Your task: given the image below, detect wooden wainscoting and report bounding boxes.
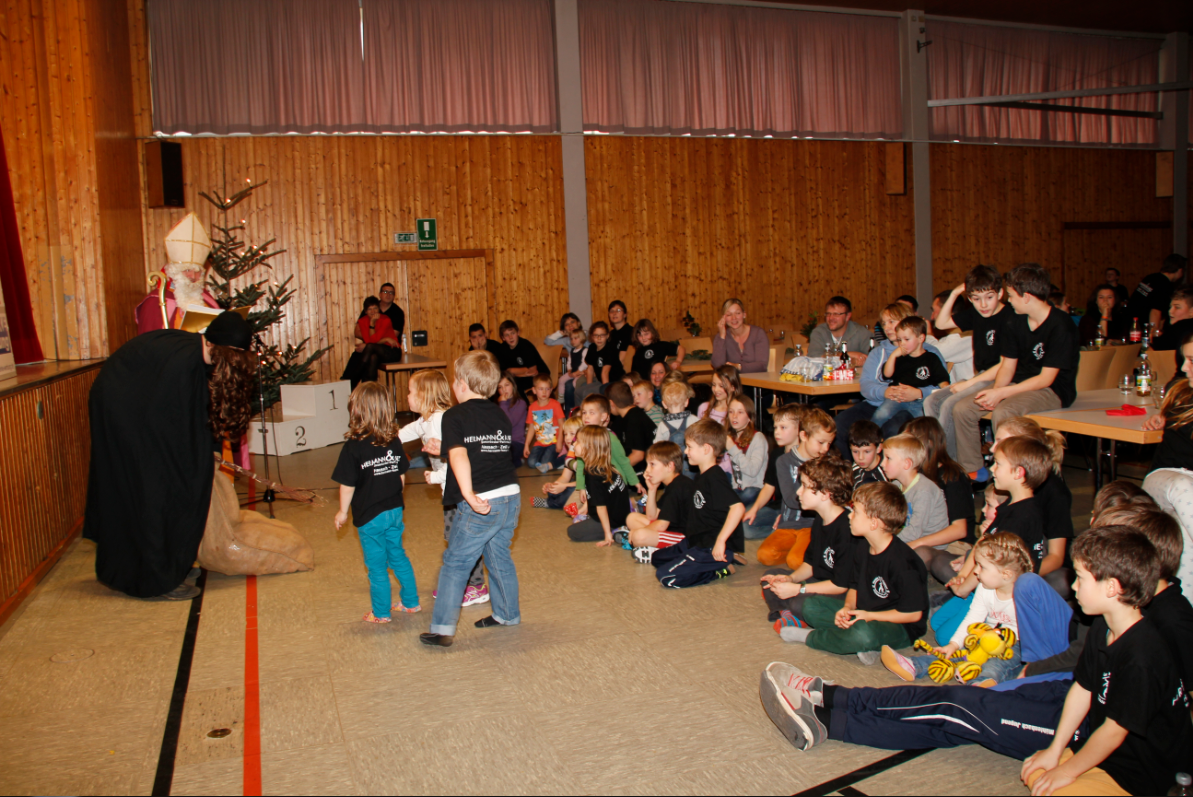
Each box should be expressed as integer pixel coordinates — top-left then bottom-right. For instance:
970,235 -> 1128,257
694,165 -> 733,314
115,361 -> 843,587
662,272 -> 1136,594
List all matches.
0,365 -> 100,626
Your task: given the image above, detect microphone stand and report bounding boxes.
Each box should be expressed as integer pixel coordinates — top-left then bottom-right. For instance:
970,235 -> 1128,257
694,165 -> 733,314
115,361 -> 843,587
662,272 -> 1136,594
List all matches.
252,332 -> 277,518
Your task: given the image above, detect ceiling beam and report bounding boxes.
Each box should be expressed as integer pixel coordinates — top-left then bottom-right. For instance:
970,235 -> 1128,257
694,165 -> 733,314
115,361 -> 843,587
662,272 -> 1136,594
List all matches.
981,101 -> 1163,120
930,81 -> 1193,108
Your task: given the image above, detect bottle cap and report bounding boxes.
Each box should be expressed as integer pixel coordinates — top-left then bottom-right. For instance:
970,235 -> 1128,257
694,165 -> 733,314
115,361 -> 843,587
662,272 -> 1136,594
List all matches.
1178,773 -> 1191,787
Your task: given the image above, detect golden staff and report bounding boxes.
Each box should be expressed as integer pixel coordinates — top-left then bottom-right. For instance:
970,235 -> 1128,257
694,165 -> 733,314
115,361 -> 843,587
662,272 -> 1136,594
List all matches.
147,270 -> 169,328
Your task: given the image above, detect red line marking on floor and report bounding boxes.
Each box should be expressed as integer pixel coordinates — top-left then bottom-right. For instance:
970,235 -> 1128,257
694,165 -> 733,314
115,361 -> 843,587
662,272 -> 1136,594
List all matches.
244,575 -> 262,796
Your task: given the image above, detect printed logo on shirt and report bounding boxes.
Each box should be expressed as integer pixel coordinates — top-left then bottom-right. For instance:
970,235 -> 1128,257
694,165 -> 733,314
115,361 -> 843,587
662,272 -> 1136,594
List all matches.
516,357 -> 525,365
871,576 -> 890,599
915,366 -> 930,381
693,490 -> 706,509
644,349 -> 654,360
986,330 -> 996,346
1032,343 -> 1045,360
1173,682 -> 1188,708
1098,671 -> 1110,705
789,465 -> 800,483
360,449 -> 404,476
823,547 -> 835,569
462,431 -> 512,454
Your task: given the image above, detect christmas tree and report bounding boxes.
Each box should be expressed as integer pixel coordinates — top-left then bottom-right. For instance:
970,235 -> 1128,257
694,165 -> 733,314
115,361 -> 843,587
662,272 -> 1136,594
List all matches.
199,179 -> 329,408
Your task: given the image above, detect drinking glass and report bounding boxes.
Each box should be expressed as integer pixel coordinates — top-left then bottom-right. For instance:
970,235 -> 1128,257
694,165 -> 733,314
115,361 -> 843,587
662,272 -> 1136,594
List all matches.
1153,384 -> 1167,410
1119,375 -> 1131,394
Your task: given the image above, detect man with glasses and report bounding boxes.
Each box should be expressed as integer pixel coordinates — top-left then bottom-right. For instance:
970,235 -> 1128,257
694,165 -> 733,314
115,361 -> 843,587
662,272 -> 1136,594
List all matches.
808,296 -> 869,367
377,283 -> 406,348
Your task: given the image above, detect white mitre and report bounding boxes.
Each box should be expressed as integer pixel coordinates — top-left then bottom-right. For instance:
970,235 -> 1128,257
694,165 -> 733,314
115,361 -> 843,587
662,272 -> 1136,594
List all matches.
163,213 -> 213,308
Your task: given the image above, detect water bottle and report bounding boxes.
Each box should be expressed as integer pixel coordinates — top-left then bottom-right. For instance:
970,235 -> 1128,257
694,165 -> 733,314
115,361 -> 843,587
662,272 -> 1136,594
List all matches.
1168,772 -> 1192,796
402,333 -> 409,351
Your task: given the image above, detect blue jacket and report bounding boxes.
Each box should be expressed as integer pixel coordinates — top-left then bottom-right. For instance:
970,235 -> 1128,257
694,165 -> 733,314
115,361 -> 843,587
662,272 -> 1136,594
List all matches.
1013,572 -> 1073,664
859,340 -> 947,406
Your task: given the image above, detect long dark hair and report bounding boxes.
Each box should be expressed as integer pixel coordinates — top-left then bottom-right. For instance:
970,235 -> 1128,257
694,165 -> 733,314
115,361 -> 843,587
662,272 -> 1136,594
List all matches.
207,343 -> 258,440
903,416 -> 966,485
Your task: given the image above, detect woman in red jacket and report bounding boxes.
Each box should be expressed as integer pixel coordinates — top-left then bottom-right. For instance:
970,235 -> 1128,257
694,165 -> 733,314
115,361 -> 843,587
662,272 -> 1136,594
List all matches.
348,296 -> 401,387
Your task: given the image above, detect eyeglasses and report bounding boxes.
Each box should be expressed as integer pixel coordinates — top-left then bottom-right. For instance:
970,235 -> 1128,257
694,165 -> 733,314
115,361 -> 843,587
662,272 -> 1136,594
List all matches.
380,289 -> 395,295
824,311 -> 848,318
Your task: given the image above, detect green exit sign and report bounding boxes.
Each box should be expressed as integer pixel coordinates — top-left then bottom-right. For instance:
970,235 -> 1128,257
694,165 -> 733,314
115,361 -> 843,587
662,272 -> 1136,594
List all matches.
417,218 -> 437,251
394,232 -> 415,244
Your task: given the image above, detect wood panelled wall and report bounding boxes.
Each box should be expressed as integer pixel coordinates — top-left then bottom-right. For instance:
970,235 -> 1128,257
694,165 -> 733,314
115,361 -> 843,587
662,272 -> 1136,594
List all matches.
930,144 -> 1175,305
138,137 -> 568,381
0,367 -> 98,624
0,0 -> 144,360
584,137 -> 916,334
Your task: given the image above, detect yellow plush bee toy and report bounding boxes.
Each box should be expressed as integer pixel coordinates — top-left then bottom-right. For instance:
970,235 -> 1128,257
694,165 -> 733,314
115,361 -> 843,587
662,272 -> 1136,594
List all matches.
913,623 -> 1018,684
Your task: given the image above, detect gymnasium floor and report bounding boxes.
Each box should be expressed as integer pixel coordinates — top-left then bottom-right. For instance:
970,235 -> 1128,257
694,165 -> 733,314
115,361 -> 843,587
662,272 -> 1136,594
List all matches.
0,443 -> 1102,796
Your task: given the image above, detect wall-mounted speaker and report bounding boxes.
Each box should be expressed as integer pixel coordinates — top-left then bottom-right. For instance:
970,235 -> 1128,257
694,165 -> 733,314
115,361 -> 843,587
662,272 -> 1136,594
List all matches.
145,140 -> 184,208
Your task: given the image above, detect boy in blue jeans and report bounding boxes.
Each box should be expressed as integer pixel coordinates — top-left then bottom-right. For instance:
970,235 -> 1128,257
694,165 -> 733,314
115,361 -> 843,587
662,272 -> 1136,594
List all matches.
871,316 -> 951,430
421,351 -> 522,647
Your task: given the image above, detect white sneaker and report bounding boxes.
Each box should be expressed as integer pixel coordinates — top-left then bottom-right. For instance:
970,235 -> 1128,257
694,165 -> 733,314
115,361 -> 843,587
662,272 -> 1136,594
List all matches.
856,650 -> 881,666
760,662 -> 829,751
632,546 -> 658,564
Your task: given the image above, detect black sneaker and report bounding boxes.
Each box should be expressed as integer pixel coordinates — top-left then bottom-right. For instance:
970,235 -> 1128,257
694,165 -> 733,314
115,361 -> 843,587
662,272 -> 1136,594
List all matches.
474,616 -> 503,629
160,584 -> 201,600
418,633 -> 454,647
612,529 -> 629,547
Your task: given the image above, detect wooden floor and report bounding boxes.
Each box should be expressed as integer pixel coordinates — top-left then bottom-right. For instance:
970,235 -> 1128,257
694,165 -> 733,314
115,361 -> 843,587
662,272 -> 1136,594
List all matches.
0,443 -> 1104,796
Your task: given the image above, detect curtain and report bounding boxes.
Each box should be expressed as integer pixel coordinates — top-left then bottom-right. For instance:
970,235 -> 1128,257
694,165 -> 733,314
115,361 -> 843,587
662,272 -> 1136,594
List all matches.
579,0 -> 902,139
0,121 -> 44,364
149,0 -> 367,135
927,22 -> 1163,146
361,0 -> 558,133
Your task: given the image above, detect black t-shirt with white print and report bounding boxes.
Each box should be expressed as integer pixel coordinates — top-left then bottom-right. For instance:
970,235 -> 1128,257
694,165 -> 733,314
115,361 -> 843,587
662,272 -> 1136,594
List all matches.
985,496 -> 1047,568
332,437 -> 409,527
686,465 -> 744,551
611,407 -> 656,472
440,398 -> 519,506
585,468 -> 631,530
656,474 -> 697,534
806,509 -> 858,589
495,338 -> 548,395
952,302 -> 1014,374
849,536 -> 929,642
1072,616 -> 1193,797
585,343 -> 625,383
631,341 -> 679,379
607,324 -> 634,354
890,350 -> 951,390
1000,306 -> 1079,407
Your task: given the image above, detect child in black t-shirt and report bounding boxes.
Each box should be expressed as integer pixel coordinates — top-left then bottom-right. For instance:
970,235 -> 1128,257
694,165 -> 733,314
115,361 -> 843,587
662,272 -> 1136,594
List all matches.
576,321 -> 626,403
626,442 -> 696,559
494,319 -> 548,397
1023,526 -> 1193,797
606,381 -> 655,474
651,419 -> 745,587
420,351 -> 522,648
333,382 -> 416,625
629,319 -> 685,378
760,456 -> 858,630
784,481 -> 928,664
567,426 -> 632,545
872,315 -> 950,431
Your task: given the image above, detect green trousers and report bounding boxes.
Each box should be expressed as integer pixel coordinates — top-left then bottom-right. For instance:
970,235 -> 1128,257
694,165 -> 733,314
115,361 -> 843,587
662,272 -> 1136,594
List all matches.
802,595 -> 912,655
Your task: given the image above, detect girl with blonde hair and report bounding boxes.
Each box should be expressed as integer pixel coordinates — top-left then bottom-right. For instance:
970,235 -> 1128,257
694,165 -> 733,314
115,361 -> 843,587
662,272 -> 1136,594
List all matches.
566,426 -> 632,546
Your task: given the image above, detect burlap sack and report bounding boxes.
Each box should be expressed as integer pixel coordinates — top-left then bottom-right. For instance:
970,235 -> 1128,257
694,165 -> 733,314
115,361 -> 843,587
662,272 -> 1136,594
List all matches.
197,464 -> 315,575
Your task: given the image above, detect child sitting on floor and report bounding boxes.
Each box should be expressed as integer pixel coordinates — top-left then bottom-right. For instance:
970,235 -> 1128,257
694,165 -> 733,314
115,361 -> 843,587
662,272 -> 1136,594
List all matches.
572,394 -> 641,498
978,483 -> 1008,535
879,434 -> 948,548
567,426 -> 632,546
523,373 -> 566,474
779,481 -> 928,665
698,365 -> 741,425
495,370 -> 528,467
882,532 -> 1034,687
626,441 -> 696,562
725,395 -> 768,508
760,456 -> 856,630
756,407 -> 834,569
535,414 -> 585,511
632,379 -> 664,426
653,381 -> 699,477
848,420 -> 887,488
651,419 -> 746,586
332,382 -> 418,624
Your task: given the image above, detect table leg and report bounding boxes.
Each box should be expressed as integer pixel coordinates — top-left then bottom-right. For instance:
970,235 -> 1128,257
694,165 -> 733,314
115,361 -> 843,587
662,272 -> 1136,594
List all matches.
1094,438 -> 1103,492
1108,440 -> 1117,483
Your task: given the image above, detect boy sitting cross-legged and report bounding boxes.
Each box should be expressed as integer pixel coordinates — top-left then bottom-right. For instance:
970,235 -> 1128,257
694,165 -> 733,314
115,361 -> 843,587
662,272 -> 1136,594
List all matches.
651,419 -> 746,588
848,420 -> 888,489
756,407 -> 835,568
1023,525 -> 1193,796
760,456 -> 859,632
879,434 -> 948,548
626,441 -> 696,563
780,481 -> 929,665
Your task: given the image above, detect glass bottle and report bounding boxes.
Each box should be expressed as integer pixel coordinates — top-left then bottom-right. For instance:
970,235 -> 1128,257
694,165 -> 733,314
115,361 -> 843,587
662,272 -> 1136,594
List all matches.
1129,317 -> 1142,343
1169,773 -> 1193,797
1134,347 -> 1153,397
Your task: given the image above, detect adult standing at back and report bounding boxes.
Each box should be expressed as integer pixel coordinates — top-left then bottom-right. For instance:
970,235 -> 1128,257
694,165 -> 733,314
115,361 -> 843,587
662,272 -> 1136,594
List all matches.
1127,253 -> 1186,335
1103,267 -> 1129,307
712,298 -> 769,373
808,296 -> 869,367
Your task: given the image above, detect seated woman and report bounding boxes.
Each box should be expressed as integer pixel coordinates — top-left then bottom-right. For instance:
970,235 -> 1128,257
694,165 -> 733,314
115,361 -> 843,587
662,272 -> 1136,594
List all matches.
343,296 -> 401,388
1076,284 -> 1128,345
712,298 -> 769,374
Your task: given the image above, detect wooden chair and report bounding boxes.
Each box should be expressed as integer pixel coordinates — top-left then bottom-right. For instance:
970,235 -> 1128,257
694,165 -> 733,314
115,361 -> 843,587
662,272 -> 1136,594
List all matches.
1102,343 -> 1141,390
620,345 -> 635,376
679,336 -> 713,354
533,340 -> 563,388
1150,349 -> 1178,388
659,327 -> 688,342
766,344 -> 786,372
1075,348 -> 1116,393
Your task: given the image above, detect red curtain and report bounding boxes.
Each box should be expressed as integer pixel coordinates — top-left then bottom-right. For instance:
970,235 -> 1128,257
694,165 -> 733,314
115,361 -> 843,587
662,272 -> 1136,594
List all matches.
0,122 -> 43,364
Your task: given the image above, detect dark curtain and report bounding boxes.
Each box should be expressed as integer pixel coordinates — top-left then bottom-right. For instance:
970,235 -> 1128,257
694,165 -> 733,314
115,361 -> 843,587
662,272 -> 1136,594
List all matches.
0,121 -> 43,364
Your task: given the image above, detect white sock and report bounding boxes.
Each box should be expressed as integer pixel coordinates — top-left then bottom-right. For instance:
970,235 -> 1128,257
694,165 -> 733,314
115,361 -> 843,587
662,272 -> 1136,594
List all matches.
780,626 -> 812,644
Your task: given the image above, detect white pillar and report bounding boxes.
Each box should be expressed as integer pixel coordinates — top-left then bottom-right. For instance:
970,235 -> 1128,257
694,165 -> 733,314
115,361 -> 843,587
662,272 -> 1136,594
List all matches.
554,0 -> 593,327
901,10 -> 933,309
1160,32 -> 1189,257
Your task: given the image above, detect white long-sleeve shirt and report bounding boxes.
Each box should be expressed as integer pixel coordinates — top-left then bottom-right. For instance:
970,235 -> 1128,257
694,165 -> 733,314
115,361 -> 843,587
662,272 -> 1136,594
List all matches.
398,410 -> 447,492
949,584 -> 1018,647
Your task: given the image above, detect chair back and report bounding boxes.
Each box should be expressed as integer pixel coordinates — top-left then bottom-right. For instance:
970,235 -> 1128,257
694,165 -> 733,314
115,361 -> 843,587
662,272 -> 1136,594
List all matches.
1150,348 -> 1179,388
1075,348 -> 1116,393
620,345 -> 635,375
766,344 -> 786,372
659,327 -> 688,342
532,340 -> 562,389
1102,343 -> 1142,390
679,336 -> 713,355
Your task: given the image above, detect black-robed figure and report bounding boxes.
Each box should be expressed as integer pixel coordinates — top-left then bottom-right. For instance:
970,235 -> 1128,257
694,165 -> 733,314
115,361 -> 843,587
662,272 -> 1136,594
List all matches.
83,313 -> 257,600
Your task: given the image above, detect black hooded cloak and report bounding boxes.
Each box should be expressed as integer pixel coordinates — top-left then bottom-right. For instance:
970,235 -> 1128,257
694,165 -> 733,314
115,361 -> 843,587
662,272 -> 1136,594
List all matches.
83,330 -> 217,597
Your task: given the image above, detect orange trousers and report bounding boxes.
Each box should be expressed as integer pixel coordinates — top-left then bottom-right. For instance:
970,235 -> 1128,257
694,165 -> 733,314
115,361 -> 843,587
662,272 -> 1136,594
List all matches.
757,527 -> 813,569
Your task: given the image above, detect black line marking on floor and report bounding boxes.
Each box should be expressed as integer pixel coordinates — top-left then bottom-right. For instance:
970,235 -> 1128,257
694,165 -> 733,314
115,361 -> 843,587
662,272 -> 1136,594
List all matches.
837,787 -> 868,797
793,748 -> 930,797
152,568 -> 208,797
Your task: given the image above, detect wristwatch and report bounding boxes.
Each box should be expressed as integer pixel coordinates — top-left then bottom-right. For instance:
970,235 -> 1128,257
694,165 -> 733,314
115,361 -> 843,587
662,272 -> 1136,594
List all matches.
799,584 -> 807,595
